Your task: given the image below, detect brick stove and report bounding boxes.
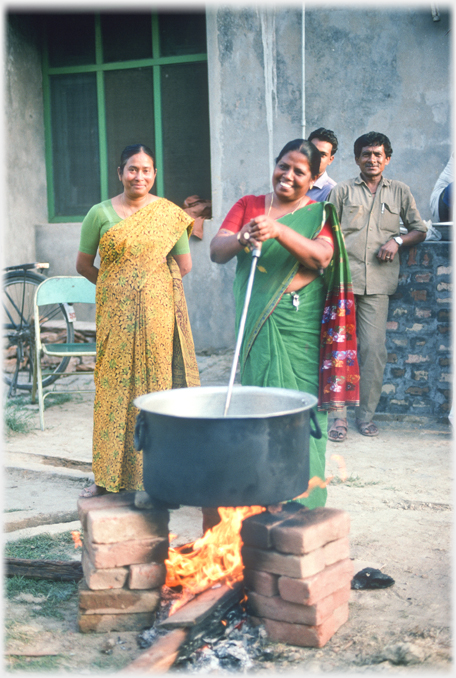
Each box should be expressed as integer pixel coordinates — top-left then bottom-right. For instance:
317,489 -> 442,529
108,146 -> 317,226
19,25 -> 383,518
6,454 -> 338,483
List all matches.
77,493 -> 352,648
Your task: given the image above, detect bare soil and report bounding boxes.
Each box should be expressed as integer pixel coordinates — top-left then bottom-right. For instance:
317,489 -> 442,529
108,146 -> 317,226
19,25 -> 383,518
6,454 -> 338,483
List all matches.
3,352 -> 453,674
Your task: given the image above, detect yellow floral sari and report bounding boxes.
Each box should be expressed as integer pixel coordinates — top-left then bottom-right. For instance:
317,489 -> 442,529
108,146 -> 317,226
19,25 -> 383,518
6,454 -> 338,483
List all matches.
92,199 -> 200,492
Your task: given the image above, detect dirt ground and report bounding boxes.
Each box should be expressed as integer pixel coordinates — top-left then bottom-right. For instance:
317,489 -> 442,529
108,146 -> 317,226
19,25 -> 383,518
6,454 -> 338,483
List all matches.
3,351 -> 453,674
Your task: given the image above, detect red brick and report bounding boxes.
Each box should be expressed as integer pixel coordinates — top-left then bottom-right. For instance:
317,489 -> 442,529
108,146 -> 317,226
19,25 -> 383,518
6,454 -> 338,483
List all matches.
241,545 -> 326,579
323,537 -> 350,566
81,548 -> 128,590
261,602 -> 349,648
86,536 -> 168,569
77,492 -> 136,532
79,581 -> 160,615
247,585 -> 350,626
243,569 -> 279,597
128,563 -> 167,590
78,610 -> 156,633
278,558 -> 354,605
87,506 -> 169,544
241,504 -> 303,549
270,508 -> 350,556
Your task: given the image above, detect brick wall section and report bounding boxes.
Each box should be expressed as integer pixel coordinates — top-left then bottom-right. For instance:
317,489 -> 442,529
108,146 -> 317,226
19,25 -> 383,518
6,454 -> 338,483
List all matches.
380,242 -> 452,419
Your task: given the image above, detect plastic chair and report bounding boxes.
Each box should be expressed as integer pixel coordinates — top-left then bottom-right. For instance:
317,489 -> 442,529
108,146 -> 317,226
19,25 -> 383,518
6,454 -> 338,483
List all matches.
33,276 -> 96,430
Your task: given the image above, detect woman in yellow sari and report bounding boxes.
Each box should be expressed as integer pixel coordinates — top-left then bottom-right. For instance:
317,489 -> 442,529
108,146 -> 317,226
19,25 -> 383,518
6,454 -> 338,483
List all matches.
76,144 -> 200,497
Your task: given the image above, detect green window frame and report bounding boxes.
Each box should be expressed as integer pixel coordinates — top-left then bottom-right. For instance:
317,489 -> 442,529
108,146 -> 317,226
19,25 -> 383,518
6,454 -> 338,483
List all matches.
42,11 -> 210,222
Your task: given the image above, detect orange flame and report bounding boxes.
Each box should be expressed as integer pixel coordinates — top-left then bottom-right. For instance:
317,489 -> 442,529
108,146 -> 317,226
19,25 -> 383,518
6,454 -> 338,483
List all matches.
165,505 -> 265,612
71,530 -> 83,549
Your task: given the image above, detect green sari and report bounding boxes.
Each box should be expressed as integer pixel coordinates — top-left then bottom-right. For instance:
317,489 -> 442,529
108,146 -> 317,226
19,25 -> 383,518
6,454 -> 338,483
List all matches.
233,201 -> 357,509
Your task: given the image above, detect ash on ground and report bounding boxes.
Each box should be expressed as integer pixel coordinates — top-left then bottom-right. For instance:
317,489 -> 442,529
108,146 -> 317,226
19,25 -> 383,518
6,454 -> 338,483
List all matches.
136,588 -> 299,673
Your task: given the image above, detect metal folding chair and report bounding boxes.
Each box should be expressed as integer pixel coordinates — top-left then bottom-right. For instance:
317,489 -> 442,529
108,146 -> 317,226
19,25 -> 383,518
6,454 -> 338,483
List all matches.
33,276 -> 96,430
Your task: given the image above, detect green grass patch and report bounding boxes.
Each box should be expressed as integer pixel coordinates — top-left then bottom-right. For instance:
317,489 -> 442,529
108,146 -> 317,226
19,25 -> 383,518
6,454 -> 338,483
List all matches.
3,397 -> 34,435
6,654 -> 62,672
5,576 -> 78,619
43,392 -> 78,409
5,531 -> 78,560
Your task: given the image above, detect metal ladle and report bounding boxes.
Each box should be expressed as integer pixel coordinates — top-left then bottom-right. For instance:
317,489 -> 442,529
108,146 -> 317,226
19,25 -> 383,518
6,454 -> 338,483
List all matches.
223,238 -> 261,416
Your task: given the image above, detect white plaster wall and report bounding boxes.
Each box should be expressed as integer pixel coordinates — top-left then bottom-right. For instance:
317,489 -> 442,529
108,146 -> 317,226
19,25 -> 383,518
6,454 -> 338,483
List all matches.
4,15 -> 48,267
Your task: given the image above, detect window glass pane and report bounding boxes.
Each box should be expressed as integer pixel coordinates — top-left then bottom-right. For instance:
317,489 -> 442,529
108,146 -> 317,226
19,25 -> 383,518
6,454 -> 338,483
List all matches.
161,62 -> 211,206
158,11 -> 206,57
46,14 -> 95,67
104,68 -> 156,198
50,73 -> 100,216
101,13 -> 152,63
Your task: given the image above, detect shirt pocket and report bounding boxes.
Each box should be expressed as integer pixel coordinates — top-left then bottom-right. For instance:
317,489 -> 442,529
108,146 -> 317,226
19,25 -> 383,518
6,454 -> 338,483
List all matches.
380,201 -> 401,235
341,200 -> 368,235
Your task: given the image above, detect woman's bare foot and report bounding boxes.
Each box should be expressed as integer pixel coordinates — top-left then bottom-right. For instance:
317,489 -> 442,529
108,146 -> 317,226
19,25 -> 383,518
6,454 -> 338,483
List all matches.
79,484 -> 107,498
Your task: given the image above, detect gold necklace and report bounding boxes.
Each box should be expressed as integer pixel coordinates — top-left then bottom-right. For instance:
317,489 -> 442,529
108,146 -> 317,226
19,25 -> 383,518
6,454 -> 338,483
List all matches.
267,192 -> 306,218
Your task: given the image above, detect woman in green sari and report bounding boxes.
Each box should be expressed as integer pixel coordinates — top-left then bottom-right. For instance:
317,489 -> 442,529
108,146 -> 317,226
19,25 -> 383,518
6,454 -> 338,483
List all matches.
210,139 -> 359,509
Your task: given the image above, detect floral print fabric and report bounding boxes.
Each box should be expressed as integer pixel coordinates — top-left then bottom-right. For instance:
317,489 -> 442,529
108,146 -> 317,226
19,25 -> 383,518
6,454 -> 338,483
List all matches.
92,199 -> 200,492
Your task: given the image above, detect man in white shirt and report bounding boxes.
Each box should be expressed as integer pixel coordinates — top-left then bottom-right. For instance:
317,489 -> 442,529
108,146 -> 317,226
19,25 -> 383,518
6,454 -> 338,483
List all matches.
307,128 -> 338,201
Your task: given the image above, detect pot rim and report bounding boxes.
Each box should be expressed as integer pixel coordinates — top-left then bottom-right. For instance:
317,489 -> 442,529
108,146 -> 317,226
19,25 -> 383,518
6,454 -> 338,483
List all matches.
134,385 -> 318,420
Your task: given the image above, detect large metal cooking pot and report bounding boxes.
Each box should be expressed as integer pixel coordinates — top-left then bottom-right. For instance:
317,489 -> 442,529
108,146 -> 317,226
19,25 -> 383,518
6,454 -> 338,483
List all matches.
134,385 -> 321,508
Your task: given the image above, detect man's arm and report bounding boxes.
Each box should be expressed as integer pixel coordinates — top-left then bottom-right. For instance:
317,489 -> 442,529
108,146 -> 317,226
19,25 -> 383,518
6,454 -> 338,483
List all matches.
377,184 -> 427,262
377,229 -> 426,262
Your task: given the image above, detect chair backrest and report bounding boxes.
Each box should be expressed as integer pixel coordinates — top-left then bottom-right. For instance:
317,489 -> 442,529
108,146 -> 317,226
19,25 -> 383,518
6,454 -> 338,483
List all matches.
35,276 -> 96,306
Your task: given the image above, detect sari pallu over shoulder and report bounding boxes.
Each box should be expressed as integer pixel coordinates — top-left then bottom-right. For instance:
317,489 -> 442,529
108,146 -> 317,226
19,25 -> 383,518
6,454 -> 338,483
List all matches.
233,201 -> 360,410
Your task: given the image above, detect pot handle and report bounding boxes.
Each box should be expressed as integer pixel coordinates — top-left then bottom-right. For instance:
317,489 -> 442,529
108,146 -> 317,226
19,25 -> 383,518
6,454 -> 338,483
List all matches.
134,411 -> 147,451
310,409 -> 322,439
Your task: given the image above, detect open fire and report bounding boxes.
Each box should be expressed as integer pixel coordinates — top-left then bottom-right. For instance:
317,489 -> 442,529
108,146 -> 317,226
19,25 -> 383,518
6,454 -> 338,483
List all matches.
165,455 -> 348,613
165,506 -> 265,611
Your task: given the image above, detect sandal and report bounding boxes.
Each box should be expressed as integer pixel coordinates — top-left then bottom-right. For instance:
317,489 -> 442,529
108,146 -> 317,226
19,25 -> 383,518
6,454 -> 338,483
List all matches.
328,418 -> 348,442
79,484 -> 108,498
356,419 -> 379,437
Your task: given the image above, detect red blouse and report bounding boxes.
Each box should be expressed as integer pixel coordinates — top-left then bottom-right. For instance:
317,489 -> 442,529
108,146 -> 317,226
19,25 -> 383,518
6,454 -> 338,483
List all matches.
220,195 -> 334,247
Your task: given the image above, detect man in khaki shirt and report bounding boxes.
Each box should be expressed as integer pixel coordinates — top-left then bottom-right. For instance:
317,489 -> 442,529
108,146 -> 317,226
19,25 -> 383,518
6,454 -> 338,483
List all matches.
328,131 -> 427,441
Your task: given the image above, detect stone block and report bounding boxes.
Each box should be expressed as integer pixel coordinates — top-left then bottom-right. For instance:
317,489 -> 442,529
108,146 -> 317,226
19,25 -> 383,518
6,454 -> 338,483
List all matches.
240,504 -> 302,549
81,549 -> 128,590
243,569 -> 279,598
270,508 -> 350,556
78,610 -> 156,633
261,602 -> 349,648
128,563 -> 167,590
79,581 -> 160,615
86,536 -> 168,569
278,558 -> 353,605
241,545 -> 326,579
323,537 -> 350,566
87,506 -> 169,544
77,492 -> 136,532
247,585 -> 350,627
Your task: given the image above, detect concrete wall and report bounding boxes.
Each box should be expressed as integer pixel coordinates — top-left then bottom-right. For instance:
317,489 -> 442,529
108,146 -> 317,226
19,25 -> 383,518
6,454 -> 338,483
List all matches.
305,6 -> 452,219
184,7 -> 304,351
4,15 -> 48,268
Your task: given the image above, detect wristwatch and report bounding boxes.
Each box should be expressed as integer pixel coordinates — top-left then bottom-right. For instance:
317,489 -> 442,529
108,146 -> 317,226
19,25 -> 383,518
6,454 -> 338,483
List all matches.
393,236 -> 403,246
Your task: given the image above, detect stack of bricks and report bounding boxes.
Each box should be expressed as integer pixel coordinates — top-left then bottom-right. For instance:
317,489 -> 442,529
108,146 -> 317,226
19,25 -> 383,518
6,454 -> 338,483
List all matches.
241,504 -> 353,648
77,491 -> 169,633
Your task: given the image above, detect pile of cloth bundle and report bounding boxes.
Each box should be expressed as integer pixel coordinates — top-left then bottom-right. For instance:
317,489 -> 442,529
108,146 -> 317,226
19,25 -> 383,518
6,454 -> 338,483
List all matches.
77,492 -> 169,633
241,505 -> 353,648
